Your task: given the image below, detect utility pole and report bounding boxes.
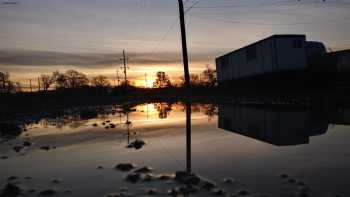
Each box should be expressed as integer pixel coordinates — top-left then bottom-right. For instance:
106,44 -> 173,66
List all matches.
120,50 -> 129,86
37,77 -> 41,91
29,79 -> 32,93
178,0 -> 190,88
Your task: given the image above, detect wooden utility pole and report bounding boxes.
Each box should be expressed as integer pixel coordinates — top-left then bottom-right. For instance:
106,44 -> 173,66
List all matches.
178,0 -> 190,88
120,50 -> 129,86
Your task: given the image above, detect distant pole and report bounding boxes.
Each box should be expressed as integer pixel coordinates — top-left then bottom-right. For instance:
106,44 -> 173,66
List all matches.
178,0 -> 190,88
121,50 -> 128,86
117,70 -> 120,86
144,73 -> 147,88
29,79 -> 32,93
37,77 -> 41,91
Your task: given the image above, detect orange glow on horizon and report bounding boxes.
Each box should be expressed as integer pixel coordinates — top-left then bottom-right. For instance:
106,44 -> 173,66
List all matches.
133,77 -> 156,88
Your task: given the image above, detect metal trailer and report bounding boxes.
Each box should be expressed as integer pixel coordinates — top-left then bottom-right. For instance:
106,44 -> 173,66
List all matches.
216,35 -> 325,84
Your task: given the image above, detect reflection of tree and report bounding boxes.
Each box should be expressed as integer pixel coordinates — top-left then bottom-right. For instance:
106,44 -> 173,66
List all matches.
154,103 -> 173,119
203,104 -> 218,121
40,115 -> 88,129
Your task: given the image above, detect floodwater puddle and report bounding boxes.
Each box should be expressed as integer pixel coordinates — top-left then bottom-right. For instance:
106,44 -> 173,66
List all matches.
1,100 -> 350,196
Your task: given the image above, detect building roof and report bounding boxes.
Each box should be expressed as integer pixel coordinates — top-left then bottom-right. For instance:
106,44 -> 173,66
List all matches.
216,34 -> 306,60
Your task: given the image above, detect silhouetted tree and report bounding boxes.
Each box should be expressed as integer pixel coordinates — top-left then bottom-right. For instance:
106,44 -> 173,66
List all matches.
52,71 -> 67,89
40,74 -> 54,91
155,103 -> 172,119
179,74 -> 200,87
201,65 -> 217,87
91,75 -> 111,88
0,72 -> 20,94
153,71 -> 172,88
52,70 -> 88,89
0,72 -> 9,94
65,70 -> 89,88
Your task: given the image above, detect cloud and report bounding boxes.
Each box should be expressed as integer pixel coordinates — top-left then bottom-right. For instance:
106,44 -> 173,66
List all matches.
0,49 -> 215,68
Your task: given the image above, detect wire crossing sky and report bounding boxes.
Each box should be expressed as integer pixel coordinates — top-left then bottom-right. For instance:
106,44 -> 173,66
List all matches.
0,0 -> 349,82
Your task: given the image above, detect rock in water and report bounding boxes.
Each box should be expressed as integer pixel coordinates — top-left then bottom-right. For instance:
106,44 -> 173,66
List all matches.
40,146 -> 50,151
23,141 -> 32,147
105,192 -> 121,197
178,185 -> 200,195
38,189 -> 57,196
134,166 -> 153,173
212,188 -> 225,195
288,178 -> 296,183
223,178 -> 235,184
142,174 -> 156,182
13,145 -> 23,152
0,183 -> 22,197
175,171 -> 200,185
201,180 -> 216,190
51,179 -> 61,184
1,156 -> 9,160
237,190 -> 249,195
125,173 -> 141,183
280,174 -> 289,179
28,189 -> 36,193
144,188 -> 157,195
115,163 -> 136,171
7,176 -> 18,181
126,140 -> 146,150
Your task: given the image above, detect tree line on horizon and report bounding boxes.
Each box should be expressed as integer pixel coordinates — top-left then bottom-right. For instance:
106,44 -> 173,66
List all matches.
0,66 -> 217,94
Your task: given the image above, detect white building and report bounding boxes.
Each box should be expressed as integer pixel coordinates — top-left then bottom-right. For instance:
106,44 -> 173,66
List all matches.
216,35 -> 326,83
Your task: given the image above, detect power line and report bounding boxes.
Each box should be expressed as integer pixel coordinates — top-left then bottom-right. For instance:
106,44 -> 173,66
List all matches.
149,0 -> 199,55
188,14 -> 315,26
188,0 -> 350,9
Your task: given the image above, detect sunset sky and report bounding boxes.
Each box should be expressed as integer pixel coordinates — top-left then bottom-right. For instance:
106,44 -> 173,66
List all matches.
1,0 -> 350,87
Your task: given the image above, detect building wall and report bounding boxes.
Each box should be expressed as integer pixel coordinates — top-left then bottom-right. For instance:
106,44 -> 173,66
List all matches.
216,35 -> 309,82
275,37 -> 307,71
337,50 -> 350,71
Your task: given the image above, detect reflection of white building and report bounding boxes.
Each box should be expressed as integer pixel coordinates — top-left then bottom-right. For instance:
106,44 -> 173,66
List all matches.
331,106 -> 350,125
218,104 -> 328,146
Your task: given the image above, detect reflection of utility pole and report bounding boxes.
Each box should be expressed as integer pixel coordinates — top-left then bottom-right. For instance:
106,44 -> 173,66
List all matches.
120,50 -> 129,86
147,104 -> 149,120
186,102 -> 191,174
29,79 -> 32,93
116,70 -> 120,87
178,0 -> 190,88
144,73 -> 147,88
126,112 -> 130,144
